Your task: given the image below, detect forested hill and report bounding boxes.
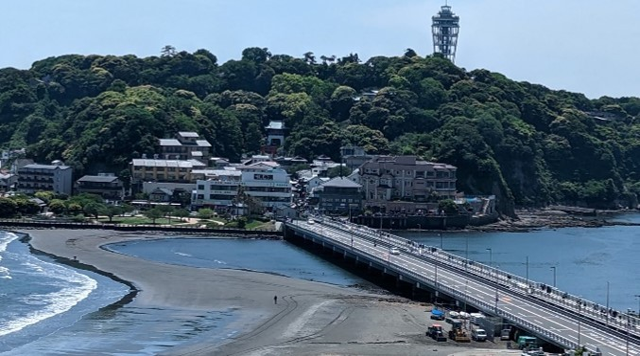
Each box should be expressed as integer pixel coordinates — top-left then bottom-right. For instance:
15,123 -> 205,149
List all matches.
1,47 -> 640,214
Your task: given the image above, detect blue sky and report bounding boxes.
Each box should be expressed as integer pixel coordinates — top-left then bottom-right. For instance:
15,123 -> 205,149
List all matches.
3,0 -> 639,99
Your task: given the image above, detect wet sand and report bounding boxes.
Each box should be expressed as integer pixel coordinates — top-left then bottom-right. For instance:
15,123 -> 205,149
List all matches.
26,229 -> 505,355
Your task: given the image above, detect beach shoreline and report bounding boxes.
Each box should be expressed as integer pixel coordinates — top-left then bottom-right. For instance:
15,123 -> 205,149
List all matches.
20,229 -> 507,355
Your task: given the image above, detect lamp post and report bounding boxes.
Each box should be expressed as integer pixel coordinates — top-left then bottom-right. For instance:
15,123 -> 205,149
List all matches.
439,233 -> 443,250
605,281 -> 610,326
486,248 -> 493,280
635,294 -> 640,317
525,256 -> 529,284
577,299 -> 582,347
465,235 -> 469,271
550,266 -> 557,288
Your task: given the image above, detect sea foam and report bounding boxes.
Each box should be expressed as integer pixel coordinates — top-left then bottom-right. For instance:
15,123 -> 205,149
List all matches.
0,244 -> 98,337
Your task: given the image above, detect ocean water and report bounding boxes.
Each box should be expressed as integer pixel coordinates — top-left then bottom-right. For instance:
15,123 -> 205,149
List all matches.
398,213 -> 640,311
104,238 -> 369,287
0,232 -> 128,353
2,214 -> 639,354
0,233 -> 243,355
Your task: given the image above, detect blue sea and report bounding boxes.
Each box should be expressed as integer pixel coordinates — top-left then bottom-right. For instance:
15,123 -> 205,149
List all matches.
1,213 -> 639,354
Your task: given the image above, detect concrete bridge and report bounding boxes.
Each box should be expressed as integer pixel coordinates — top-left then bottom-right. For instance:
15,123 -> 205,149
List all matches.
284,218 -> 640,355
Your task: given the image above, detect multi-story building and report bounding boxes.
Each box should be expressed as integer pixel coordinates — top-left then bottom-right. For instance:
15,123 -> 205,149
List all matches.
130,158 -> 206,184
239,165 -> 291,209
262,120 -> 286,155
315,177 -> 362,214
192,164 -> 292,212
359,156 -> 457,212
16,161 -> 73,196
75,174 -> 124,199
191,169 -> 242,210
159,132 -> 212,163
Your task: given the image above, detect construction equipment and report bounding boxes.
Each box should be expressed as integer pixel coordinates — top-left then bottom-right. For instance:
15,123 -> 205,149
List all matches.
426,323 -> 447,341
449,325 -> 471,342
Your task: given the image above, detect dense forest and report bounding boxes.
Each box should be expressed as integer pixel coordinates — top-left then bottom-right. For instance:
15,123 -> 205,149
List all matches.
1,46 -> 640,214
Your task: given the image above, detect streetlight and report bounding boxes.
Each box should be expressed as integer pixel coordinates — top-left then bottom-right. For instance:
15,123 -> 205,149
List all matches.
550,266 -> 557,288
486,248 -> 493,280
525,256 -> 529,284
439,233 -> 443,250
577,299 -> 582,346
465,235 -> 469,271
605,281 -> 610,326
635,294 -> 640,317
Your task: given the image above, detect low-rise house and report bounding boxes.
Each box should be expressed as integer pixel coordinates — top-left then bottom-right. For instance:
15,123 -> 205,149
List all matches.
149,187 -> 173,202
274,204 -> 298,219
305,176 -> 330,194
0,173 -> 18,192
75,174 -> 124,200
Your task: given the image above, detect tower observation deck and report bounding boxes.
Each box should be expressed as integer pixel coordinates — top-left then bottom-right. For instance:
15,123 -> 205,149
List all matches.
432,3 -> 460,63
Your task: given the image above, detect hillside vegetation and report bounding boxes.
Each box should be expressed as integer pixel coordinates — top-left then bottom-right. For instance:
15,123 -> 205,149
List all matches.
2,47 -> 640,215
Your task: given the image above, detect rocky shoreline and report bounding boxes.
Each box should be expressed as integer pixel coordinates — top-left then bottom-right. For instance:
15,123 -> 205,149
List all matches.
470,208 -> 640,232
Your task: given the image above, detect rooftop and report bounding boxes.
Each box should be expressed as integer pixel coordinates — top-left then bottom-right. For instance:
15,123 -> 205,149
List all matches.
196,140 -> 212,148
159,138 -> 181,146
21,163 -> 71,170
266,121 -> 285,130
178,132 -> 199,138
132,159 -> 194,168
77,175 -> 120,183
322,177 -> 362,188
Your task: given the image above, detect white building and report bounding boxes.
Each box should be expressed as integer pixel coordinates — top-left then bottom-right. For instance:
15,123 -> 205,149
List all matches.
192,164 -> 291,211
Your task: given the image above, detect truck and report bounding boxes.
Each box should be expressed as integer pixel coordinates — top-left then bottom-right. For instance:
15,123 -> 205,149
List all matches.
426,323 -> 447,341
470,325 -> 487,341
517,336 -> 538,350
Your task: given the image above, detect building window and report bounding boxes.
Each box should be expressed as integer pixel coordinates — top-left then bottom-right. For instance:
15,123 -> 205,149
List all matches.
197,184 -> 204,190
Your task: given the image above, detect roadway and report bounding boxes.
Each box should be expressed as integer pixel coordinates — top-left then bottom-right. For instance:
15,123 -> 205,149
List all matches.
288,218 -> 639,356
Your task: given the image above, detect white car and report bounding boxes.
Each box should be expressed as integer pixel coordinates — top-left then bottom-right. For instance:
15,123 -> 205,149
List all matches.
389,247 -> 400,255
307,219 -> 315,224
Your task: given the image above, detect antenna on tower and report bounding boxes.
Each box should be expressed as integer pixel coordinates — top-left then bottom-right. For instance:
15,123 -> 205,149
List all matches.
432,2 -> 460,63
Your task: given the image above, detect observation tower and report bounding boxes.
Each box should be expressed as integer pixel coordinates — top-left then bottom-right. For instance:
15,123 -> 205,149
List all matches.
432,2 -> 460,63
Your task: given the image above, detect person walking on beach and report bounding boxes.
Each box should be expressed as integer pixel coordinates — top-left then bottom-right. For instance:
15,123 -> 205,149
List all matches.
274,295 -> 278,304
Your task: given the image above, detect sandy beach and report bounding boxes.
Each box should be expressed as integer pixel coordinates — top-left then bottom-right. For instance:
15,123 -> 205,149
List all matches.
24,229 -> 510,356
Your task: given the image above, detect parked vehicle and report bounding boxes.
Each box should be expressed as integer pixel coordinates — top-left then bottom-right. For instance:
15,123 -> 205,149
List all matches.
430,309 -> 445,320
426,323 -> 447,341
517,336 -> 537,349
470,326 -> 487,341
389,247 -> 400,255
500,328 -> 511,340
